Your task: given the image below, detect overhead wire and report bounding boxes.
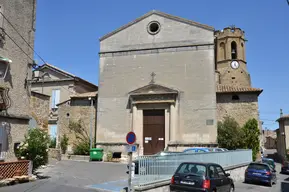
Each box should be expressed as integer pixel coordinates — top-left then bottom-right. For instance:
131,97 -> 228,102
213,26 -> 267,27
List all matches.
2,12 -> 285,116
0,12 -> 92,97
0,12 -> 47,64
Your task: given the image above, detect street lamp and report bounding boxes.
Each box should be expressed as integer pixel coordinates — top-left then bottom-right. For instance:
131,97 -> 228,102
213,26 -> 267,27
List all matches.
0,56 -> 11,79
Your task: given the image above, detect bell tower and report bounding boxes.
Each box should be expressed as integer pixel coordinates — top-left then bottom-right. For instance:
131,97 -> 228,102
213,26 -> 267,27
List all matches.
215,26 -> 251,87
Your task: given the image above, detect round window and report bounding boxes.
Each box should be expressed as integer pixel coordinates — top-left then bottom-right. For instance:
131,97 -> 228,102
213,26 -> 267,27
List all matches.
147,21 -> 161,35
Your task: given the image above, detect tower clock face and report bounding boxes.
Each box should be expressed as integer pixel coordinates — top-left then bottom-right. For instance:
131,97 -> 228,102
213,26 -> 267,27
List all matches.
231,61 -> 239,69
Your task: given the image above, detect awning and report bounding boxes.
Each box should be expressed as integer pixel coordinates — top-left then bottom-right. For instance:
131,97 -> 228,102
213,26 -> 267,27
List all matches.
0,56 -> 12,63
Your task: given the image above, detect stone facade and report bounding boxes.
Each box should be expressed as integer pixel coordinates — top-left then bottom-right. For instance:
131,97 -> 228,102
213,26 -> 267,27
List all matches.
216,92 -> 259,126
215,26 -> 262,129
96,10 -> 262,156
30,91 -> 50,130
57,92 -> 97,154
31,64 -> 98,147
97,10 -> 217,155
0,0 -> 37,161
276,115 -> 289,160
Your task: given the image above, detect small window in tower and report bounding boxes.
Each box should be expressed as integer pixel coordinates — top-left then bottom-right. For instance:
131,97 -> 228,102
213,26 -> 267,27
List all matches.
228,71 -> 230,73
232,95 -> 239,101
241,43 -> 244,47
241,71 -> 243,73
231,41 -> 237,60
232,77 -> 235,79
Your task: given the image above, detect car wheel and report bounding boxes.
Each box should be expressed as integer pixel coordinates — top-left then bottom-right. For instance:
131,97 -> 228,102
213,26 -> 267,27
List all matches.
268,180 -> 273,187
229,185 -> 234,192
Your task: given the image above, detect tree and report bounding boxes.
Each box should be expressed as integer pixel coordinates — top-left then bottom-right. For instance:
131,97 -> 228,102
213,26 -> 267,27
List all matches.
68,119 -> 91,155
217,116 -> 245,150
242,118 -> 260,161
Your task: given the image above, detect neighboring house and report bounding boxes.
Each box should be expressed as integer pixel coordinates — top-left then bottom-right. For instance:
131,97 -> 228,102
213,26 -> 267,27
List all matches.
30,91 -> 50,130
96,10 -> 262,156
262,129 -> 277,149
57,91 -> 97,154
264,136 -> 277,149
0,1 -> 37,161
30,64 -> 98,141
276,115 -> 289,160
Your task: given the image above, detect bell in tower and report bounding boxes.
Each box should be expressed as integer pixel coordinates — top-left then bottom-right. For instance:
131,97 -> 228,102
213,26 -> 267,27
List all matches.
214,26 -> 251,87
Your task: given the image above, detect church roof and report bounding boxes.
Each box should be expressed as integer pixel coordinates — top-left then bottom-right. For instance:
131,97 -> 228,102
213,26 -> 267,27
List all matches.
100,10 -> 214,41
216,84 -> 263,95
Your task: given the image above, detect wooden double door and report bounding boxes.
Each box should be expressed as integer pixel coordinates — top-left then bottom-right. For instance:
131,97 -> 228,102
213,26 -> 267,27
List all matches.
143,110 -> 165,155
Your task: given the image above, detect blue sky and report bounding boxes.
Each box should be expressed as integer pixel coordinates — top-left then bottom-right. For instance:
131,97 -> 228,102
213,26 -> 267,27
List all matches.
34,0 -> 289,130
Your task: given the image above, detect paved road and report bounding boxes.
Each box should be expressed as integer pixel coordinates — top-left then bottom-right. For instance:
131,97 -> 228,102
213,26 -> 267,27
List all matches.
234,163 -> 288,192
1,160 -> 127,192
1,159 -> 289,192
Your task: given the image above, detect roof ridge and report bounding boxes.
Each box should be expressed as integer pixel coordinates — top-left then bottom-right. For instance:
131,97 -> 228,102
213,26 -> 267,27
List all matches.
41,63 -> 76,78
99,10 -> 214,41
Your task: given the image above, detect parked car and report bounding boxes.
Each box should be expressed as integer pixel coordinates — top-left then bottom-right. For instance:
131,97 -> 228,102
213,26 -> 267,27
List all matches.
183,147 -> 211,153
133,151 -> 183,174
244,162 -> 277,186
209,148 -> 229,152
262,157 -> 275,170
281,161 -> 289,174
170,162 -> 234,192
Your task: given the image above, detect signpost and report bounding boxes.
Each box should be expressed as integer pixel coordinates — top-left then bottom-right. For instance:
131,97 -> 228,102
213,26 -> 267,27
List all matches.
126,131 -> 136,192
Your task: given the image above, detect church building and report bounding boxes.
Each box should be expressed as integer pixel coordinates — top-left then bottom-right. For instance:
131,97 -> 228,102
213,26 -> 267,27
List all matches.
96,10 -> 262,155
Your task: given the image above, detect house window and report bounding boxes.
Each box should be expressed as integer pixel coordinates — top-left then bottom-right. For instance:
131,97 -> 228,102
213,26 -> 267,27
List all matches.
51,89 -> 60,109
231,41 -> 237,59
232,95 -> 240,100
49,124 -> 57,138
0,122 -> 7,154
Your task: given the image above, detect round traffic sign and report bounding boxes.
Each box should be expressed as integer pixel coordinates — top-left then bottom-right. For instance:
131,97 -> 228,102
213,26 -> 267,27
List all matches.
126,131 -> 136,144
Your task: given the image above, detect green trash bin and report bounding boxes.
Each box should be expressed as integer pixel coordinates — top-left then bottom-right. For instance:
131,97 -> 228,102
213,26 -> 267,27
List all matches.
90,148 -> 104,161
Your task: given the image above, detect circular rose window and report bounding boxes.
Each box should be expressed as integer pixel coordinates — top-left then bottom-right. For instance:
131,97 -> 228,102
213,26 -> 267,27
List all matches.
147,21 -> 161,35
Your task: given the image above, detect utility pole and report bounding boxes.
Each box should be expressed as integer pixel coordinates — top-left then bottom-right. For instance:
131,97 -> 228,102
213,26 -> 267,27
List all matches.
89,97 -> 93,149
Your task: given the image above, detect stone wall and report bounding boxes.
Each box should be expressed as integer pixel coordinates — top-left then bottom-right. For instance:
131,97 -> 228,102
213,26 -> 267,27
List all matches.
30,91 -> 50,131
216,93 -> 260,127
58,98 -> 97,154
2,118 -> 29,161
0,0 -> 37,161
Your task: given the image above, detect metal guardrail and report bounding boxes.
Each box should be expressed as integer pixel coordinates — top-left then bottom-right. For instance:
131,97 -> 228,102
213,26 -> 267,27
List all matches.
136,149 -> 252,186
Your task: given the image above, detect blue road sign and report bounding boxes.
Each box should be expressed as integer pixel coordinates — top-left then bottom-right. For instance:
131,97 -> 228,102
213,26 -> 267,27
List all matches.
126,131 -> 136,144
126,145 -> 137,153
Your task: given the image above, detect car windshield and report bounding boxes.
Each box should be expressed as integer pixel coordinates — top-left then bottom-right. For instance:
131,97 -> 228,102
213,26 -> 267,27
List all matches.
176,163 -> 206,176
263,159 -> 274,167
248,163 -> 269,171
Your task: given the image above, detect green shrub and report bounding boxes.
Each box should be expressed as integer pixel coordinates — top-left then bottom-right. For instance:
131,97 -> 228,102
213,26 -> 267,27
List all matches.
72,140 -> 90,155
16,128 -> 50,171
106,151 -> 113,162
49,137 -> 56,148
217,116 -> 245,150
60,134 -> 69,154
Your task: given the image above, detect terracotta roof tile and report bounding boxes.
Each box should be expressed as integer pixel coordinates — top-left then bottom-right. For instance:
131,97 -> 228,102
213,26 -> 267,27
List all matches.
70,91 -> 98,98
216,84 -> 263,95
